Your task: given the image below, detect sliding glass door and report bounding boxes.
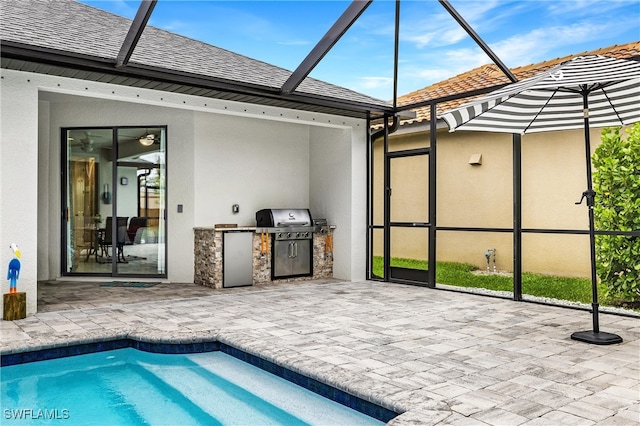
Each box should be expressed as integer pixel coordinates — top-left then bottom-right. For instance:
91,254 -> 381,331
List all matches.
63,126 -> 166,277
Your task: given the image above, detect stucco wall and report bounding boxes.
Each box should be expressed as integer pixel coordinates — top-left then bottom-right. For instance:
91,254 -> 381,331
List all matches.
1,73 -> 39,315
381,125 -> 603,278
193,113 -> 311,227
309,125 -> 367,282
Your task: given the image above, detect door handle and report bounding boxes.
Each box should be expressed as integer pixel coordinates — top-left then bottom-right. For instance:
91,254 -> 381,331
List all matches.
288,242 -> 294,258
293,242 -> 298,258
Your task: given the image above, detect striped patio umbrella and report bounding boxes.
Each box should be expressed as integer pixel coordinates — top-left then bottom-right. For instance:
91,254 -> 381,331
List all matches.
440,55 -> 640,134
439,55 -> 640,345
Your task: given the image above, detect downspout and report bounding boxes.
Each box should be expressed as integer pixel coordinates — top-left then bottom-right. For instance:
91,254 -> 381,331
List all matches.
371,114 -> 400,143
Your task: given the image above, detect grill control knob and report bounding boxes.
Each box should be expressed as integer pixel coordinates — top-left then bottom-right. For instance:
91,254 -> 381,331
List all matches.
277,233 -> 282,238
286,232 -> 291,238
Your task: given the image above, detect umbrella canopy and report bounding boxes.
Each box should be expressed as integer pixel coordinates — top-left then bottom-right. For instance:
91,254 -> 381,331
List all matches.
440,55 -> 640,134
438,54 -> 640,345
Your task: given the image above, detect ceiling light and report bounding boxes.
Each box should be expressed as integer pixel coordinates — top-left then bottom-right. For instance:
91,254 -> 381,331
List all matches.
139,134 -> 155,146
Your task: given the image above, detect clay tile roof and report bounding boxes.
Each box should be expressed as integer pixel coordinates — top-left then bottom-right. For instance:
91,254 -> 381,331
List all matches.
396,41 -> 640,127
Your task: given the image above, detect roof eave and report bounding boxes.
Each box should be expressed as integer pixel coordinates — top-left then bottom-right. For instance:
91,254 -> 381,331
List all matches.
1,40 -> 395,118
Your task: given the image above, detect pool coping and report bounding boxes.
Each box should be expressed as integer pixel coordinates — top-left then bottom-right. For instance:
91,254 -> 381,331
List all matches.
1,331 -> 398,423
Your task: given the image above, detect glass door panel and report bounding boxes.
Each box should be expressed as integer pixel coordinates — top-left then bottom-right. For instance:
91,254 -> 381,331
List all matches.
115,128 -> 166,275
64,128 -> 113,274
63,126 -> 166,277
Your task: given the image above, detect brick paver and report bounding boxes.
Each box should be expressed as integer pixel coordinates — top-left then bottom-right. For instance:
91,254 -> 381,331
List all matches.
1,280 -> 639,425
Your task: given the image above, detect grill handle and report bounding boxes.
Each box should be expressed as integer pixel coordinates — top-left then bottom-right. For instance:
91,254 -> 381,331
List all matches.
288,241 -> 298,258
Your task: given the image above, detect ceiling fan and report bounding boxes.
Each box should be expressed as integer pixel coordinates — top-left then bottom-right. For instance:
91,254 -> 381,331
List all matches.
137,132 -> 160,146
68,131 -> 107,152
79,137 -> 95,152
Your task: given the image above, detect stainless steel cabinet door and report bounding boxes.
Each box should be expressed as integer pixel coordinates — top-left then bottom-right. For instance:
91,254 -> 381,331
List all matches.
273,240 -> 293,278
223,231 -> 253,287
291,240 -> 312,276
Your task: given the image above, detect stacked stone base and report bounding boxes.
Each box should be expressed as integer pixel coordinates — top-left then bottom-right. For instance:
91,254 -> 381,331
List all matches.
194,228 -> 334,289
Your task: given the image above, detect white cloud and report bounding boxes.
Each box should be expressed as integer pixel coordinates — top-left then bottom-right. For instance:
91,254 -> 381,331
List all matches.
491,21 -> 618,67
357,76 -> 394,90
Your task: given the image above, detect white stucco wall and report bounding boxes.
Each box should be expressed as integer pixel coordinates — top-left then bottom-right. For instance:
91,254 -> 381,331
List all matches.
309,125 -> 367,282
1,68 -> 368,316
193,113 -> 311,227
1,73 -> 39,315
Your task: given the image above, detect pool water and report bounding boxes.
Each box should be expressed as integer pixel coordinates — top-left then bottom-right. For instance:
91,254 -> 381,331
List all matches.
1,349 -> 384,425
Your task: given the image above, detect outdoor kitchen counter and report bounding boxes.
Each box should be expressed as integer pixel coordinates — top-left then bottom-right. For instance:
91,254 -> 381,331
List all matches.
193,226 -> 335,289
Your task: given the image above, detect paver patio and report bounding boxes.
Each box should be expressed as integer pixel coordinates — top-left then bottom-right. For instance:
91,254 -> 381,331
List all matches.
1,280 -> 639,425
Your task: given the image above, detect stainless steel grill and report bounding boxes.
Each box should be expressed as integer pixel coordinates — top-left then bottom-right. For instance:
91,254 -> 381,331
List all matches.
255,209 -> 314,279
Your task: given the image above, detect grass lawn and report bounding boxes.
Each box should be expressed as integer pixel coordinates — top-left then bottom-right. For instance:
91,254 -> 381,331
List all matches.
372,257 -> 624,308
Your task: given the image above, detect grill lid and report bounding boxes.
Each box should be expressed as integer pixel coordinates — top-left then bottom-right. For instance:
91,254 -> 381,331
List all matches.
256,209 -> 313,227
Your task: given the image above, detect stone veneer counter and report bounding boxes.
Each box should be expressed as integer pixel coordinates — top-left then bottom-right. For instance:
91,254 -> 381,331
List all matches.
194,227 -> 334,289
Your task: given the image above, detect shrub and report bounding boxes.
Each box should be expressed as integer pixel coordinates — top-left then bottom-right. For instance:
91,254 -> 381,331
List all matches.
592,123 -> 640,302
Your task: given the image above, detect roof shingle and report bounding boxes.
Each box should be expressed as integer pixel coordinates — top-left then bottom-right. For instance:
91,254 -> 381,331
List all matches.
0,0 -> 390,108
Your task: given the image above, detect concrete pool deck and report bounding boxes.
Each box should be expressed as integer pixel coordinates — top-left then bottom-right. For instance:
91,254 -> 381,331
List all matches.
1,279 -> 639,425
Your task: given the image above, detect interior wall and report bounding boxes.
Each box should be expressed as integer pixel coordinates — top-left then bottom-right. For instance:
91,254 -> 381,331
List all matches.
193,112 -> 310,227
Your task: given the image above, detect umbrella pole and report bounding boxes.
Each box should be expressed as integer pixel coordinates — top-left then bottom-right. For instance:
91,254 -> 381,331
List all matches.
571,93 -> 622,345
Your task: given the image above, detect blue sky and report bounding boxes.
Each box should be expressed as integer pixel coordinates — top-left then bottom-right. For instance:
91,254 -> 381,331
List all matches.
80,0 -> 640,101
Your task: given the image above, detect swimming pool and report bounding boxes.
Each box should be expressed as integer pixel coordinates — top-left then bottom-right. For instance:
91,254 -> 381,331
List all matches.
1,347 -> 388,425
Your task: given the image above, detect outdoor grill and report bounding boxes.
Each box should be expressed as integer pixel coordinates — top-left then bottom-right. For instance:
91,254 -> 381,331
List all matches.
255,208 -> 314,279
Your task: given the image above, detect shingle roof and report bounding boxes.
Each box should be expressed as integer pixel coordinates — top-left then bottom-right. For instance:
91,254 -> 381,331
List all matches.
396,41 -> 640,127
0,0 -> 390,110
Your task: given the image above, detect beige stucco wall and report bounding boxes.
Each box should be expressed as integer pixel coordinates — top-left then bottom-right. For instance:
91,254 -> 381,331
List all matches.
376,125 -> 606,278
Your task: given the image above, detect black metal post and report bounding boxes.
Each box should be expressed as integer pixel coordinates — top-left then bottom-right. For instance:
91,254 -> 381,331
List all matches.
428,103 -> 437,288
366,112 -> 372,279
383,116 -> 391,282
513,134 -> 522,301
438,0 -> 517,83
392,0 -> 400,110
280,0 -> 372,94
570,91 -> 622,345
115,0 -> 157,68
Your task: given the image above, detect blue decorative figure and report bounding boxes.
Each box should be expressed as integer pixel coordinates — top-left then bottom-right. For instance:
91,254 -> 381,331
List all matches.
7,243 -> 21,294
